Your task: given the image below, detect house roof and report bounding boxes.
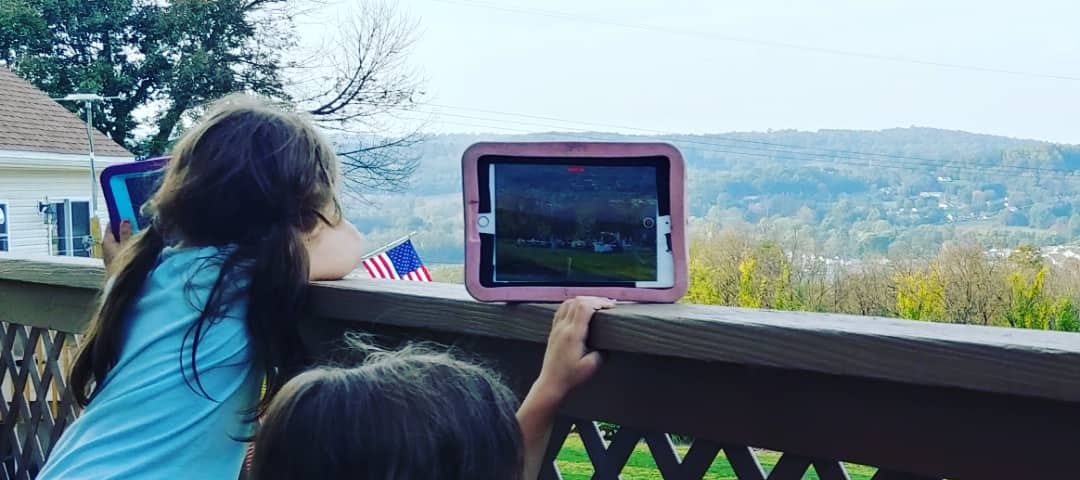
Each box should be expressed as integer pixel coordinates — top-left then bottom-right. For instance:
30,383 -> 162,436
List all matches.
0,67 -> 132,157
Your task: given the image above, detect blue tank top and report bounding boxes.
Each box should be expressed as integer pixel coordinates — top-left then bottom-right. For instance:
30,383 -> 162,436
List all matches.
39,246 -> 261,479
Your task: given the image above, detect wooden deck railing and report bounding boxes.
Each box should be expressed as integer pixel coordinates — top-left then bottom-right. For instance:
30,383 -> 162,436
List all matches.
3,254 -> 1080,479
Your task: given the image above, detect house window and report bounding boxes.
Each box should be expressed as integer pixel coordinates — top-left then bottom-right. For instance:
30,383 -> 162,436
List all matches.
0,202 -> 8,252
52,200 -> 91,257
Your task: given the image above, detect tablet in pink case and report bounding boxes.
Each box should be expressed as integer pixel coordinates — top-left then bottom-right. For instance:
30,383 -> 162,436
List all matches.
462,142 -> 688,303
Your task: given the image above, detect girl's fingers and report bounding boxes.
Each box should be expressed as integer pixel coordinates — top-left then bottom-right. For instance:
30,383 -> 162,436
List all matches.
118,220 -> 133,242
552,297 -> 614,343
554,299 -> 571,320
581,296 -> 615,309
577,298 -> 614,323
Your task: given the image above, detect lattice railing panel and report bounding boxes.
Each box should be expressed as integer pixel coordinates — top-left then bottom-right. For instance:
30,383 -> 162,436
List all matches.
540,419 -> 944,480
0,323 -> 80,480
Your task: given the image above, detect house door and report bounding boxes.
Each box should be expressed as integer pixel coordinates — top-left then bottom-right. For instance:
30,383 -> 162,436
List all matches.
52,200 -> 92,257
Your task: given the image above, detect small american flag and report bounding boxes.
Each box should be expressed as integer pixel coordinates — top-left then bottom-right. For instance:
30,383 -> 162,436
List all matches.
361,239 -> 432,282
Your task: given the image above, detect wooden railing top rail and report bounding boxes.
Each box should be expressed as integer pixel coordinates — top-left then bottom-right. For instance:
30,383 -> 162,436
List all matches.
0,255 -> 103,290
6,253 -> 1080,479
3,253 -> 1080,405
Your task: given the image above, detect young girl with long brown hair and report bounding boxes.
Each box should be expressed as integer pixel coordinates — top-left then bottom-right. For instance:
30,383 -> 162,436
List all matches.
39,95 -> 364,479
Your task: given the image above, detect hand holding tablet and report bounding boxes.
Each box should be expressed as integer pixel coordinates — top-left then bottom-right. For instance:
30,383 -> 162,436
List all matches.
100,157 -> 168,240
462,142 -> 688,303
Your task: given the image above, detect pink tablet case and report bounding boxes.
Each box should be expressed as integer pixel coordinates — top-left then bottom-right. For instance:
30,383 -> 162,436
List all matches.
462,142 -> 688,303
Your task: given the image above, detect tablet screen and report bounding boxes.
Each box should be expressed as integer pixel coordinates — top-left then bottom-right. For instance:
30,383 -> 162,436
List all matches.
124,172 -> 161,229
479,155 -> 673,288
108,169 -> 165,232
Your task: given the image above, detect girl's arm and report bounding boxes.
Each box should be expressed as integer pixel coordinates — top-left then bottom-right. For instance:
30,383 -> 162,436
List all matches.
518,297 -> 614,480
305,218 -> 364,281
107,218 -> 363,281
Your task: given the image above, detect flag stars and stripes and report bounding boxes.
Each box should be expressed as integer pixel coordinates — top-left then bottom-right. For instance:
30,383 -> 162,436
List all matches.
361,239 -> 432,282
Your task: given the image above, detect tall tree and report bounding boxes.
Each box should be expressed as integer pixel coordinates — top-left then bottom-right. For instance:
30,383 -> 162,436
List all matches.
2,0 -> 291,155
0,0 -> 48,64
2,1 -> 424,192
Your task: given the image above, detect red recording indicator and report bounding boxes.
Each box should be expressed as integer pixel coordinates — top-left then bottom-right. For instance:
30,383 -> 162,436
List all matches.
567,166 -> 586,173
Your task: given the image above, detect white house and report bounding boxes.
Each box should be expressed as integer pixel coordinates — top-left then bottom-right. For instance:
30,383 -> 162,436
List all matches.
0,67 -> 133,257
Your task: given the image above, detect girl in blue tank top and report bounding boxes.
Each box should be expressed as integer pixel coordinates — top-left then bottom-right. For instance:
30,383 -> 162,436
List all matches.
39,94 -> 364,479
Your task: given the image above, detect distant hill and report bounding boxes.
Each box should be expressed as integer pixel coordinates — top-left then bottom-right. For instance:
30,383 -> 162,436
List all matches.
343,128 -> 1080,264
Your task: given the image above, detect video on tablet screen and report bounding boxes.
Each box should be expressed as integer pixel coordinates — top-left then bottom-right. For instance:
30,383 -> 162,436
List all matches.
494,163 -> 658,283
124,172 -> 162,230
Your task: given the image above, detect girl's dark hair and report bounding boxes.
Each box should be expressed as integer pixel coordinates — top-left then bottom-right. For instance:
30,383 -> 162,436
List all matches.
70,94 -> 341,417
250,342 -> 525,480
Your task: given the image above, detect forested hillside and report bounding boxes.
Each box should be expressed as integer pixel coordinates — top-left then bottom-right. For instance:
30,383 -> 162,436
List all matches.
344,128 -> 1080,263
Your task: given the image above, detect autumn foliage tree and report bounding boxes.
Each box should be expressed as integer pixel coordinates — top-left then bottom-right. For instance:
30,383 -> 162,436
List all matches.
688,228 -> 1080,333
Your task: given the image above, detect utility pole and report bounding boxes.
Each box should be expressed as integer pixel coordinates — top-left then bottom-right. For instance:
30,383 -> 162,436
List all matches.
53,93 -> 122,258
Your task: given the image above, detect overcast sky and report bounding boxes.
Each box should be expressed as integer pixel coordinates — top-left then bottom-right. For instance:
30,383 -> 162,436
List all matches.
298,0 -> 1080,143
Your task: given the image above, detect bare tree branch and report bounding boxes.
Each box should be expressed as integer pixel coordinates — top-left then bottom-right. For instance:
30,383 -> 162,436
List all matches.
334,123 -> 426,196
300,1 -> 422,122
286,0 -> 426,195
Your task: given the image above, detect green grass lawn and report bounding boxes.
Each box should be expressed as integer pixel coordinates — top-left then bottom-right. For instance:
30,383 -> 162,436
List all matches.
555,435 -> 877,480
496,240 -> 655,281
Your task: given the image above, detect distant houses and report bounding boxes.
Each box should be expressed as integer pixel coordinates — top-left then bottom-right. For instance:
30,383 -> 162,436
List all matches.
0,68 -> 133,256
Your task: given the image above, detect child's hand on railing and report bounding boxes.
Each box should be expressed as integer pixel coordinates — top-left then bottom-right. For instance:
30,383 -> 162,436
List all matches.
519,296 -> 614,480
535,296 -> 615,402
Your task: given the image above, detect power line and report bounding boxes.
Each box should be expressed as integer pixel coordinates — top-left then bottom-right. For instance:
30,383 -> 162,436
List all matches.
412,110 -> 1055,225
420,102 -> 1077,176
386,112 -> 1073,232
400,105 -> 1080,179
390,115 -> 1079,228
431,0 -> 1080,82
406,108 -> 1070,178
393,112 -> 1080,183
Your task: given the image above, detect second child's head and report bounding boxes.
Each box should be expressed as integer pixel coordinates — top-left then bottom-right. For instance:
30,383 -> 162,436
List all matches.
251,345 -> 524,480
72,95 -> 342,412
